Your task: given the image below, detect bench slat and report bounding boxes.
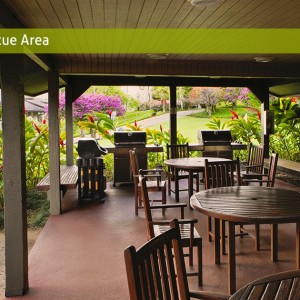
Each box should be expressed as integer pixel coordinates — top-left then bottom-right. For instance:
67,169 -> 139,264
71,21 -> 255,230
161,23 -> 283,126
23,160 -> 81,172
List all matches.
36,165 -> 78,191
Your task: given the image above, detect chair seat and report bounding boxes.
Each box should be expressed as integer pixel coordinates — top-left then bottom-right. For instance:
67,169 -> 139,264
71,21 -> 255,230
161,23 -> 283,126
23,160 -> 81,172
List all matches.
138,180 -> 166,190
240,171 -> 263,179
154,223 -> 201,240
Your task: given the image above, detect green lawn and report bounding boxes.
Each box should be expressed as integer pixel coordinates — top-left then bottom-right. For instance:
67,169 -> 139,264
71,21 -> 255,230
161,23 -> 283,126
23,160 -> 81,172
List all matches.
147,116 -> 230,144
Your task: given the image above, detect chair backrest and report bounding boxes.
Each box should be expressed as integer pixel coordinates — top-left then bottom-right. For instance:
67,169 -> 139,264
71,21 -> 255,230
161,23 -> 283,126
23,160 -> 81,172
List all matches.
139,175 -> 155,239
129,149 -> 139,184
204,158 -> 241,189
124,219 -> 190,300
167,143 -> 189,159
246,143 -> 265,173
266,152 -> 278,187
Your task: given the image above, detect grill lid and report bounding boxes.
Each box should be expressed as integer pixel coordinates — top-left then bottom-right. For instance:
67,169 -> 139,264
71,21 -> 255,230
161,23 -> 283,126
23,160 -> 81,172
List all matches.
77,138 -> 108,158
114,131 -> 146,146
198,130 -> 232,144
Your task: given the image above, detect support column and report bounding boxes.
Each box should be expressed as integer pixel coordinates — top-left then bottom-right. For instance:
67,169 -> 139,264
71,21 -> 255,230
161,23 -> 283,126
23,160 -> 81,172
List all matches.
169,85 -> 177,145
249,85 -> 270,157
65,85 -> 74,166
1,55 -> 28,296
48,71 -> 61,215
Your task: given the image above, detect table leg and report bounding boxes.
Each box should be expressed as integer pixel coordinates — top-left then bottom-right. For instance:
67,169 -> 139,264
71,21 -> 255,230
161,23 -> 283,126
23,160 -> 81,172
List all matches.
175,168 -> 179,202
214,218 -> 220,265
271,224 -> 278,262
296,222 -> 300,269
228,221 -> 236,294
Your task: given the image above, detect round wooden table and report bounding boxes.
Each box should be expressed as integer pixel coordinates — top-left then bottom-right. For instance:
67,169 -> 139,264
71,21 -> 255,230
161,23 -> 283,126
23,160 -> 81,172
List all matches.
229,269 -> 300,299
164,157 -> 230,205
190,186 -> 300,294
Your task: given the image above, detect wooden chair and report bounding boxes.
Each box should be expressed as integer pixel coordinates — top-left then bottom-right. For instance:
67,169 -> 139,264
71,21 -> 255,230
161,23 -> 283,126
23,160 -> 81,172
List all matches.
204,158 -> 243,255
240,143 -> 265,184
124,219 -> 230,300
243,152 -> 278,187
166,143 -> 199,198
242,152 -> 279,250
139,176 -> 203,286
129,149 -> 166,216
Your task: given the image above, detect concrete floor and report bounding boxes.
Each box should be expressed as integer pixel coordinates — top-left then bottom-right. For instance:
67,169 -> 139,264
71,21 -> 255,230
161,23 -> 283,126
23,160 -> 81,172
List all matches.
6,179 -> 300,299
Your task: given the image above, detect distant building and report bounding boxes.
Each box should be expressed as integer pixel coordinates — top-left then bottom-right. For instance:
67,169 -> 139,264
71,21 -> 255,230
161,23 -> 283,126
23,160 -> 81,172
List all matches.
121,86 -> 152,103
25,97 -> 48,122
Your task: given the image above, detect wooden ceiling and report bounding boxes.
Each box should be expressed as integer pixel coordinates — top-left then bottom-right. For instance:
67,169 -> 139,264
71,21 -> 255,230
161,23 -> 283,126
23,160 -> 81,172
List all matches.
1,0 -> 300,96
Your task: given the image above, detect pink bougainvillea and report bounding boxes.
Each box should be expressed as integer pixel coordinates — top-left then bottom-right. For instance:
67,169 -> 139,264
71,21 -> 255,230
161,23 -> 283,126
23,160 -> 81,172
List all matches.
45,93 -> 126,120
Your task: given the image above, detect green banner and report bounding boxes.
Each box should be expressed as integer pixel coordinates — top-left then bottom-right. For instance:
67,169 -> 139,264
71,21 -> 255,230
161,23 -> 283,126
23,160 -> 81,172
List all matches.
0,29 -> 299,54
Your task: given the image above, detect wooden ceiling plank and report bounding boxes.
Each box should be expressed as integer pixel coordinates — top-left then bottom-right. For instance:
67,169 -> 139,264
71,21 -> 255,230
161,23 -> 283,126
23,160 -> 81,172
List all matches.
49,0 -> 73,28
77,0 -> 94,28
62,0 -> 83,27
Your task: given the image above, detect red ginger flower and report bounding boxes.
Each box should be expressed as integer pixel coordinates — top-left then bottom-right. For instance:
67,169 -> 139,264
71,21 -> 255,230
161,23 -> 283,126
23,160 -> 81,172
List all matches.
257,110 -> 261,120
230,110 -> 239,120
88,115 -> 95,123
32,122 -> 41,133
59,139 -> 65,148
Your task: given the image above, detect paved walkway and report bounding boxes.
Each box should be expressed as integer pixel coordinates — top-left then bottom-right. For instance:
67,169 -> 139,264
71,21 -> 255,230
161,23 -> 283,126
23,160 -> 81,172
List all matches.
136,109 -> 203,128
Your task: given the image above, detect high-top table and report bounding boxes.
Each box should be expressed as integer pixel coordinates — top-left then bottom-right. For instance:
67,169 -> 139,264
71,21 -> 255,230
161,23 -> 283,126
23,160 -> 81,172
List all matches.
190,186 -> 300,294
164,157 -> 230,206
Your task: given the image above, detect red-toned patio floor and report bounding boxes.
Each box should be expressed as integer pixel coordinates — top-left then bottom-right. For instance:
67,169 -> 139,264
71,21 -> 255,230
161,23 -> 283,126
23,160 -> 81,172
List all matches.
7,179 -> 300,299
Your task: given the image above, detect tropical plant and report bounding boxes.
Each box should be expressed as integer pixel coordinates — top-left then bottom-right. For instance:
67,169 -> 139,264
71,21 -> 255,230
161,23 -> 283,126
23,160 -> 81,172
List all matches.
206,116 -> 228,130
152,86 -> 169,112
227,109 -> 262,144
270,98 -> 300,161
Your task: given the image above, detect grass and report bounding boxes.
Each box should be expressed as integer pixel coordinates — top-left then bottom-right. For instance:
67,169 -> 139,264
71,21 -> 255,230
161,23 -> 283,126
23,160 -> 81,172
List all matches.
190,106 -> 256,119
147,116 -> 219,144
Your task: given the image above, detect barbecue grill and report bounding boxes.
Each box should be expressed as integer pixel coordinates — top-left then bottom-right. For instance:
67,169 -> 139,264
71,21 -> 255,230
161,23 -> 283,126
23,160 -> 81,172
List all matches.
198,130 -> 233,159
76,138 -> 107,202
113,131 -> 147,186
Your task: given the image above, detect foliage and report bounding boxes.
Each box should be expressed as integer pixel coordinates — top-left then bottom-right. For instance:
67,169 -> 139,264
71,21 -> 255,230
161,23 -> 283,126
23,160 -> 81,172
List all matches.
78,113 -> 116,143
27,190 -> 49,228
227,110 -> 262,144
221,87 -> 251,108
206,116 -> 228,130
25,117 -> 67,188
189,87 -> 221,115
152,86 -> 169,112
270,98 -> 300,161
52,93 -> 126,121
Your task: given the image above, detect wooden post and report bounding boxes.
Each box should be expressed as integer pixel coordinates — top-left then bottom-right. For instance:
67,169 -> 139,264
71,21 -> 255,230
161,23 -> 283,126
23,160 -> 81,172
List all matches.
48,71 -> 61,215
65,85 -> 74,166
249,85 -> 270,158
1,54 -> 28,296
169,85 -> 177,145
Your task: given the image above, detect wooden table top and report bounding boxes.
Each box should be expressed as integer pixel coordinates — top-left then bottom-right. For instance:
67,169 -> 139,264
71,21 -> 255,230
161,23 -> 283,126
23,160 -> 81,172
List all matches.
229,269 -> 300,299
164,157 -> 230,169
190,186 -> 300,224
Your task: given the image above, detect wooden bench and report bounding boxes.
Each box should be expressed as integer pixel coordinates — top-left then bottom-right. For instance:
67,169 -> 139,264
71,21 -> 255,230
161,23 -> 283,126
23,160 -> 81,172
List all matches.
36,165 -> 78,197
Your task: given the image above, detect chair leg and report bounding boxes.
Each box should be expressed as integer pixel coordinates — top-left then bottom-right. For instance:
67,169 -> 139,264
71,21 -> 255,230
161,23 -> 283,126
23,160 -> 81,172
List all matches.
168,176 -> 171,195
189,244 -> 193,267
197,239 -> 203,286
162,188 -> 166,216
255,224 -> 260,251
135,189 -> 139,216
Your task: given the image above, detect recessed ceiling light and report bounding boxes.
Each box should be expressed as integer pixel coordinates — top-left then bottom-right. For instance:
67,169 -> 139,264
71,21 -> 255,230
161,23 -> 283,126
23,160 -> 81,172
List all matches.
188,0 -> 224,7
147,54 -> 168,60
254,56 -> 274,63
